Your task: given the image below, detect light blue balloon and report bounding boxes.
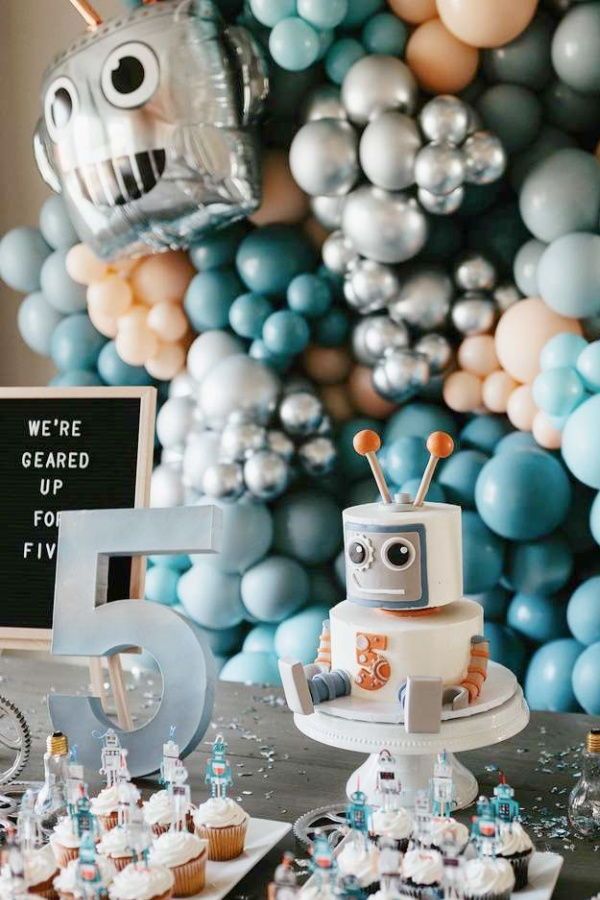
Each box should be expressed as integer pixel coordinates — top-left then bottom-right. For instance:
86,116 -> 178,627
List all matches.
400,478 -> 445,504
50,314 -> 106,372
298,0 -> 347,29
250,0 -> 296,27
312,307 -> 350,346
513,239 -> 546,297
551,4 -> 600,96
272,490 -> 342,564
241,555 -> 309,623
543,79 -> 600,134
508,592 -> 568,644
341,0 -> 383,27
145,566 -> 179,606
576,340 -> 600,392
459,416 -> 511,455
462,511 -> 505,595
494,431 -> 539,455
325,38 -> 366,85
38,196 -> 78,250
243,624 -> 277,654
194,498 -> 273,574
567,577 -> 600,646
467,586 -> 510,623
540,332 -> 588,372
532,366 -> 586,417
202,624 -> 245,656
50,370 -> 103,387
274,605 -> 330,663
269,17 -> 320,71
148,554 -> 190,571
236,225 -> 317,295
475,449 -> 571,540
525,638 -> 583,711
477,84 -> 542,154
438,450 -> 488,509
562,394 -> 600,489
385,402 -> 458,444
184,269 -> 244,331
572,641 -> 600,714
505,533 -> 573,597
262,310 -> 310,356
538,233 -> 600,318
220,651 -> 281,686
287,274 -> 332,318
229,292 -> 274,339
17,292 -> 63,355
484,622 -> 528,678
97,342 -> 153,387
0,227 -> 52,293
40,250 -> 87,314
362,13 -> 407,56
384,436 -> 429,486
591,491 -> 600,545
177,562 -> 244,629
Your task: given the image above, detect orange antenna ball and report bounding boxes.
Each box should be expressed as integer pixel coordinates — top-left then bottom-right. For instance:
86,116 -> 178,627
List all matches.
413,431 -> 455,507
352,429 -> 391,504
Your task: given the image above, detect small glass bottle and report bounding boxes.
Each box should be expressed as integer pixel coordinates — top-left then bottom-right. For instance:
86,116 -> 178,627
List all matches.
34,731 -> 69,836
568,728 -> 600,837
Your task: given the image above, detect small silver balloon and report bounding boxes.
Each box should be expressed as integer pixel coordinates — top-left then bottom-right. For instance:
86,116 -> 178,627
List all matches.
452,293 -> 497,335
359,112 -> 421,191
266,429 -> 295,461
298,436 -> 337,476
279,391 -> 324,436
243,451 -> 288,500
311,195 -> 346,230
349,259 -> 400,312
494,282 -> 522,313
352,315 -> 410,365
322,230 -> 359,275
202,462 -> 245,502
455,252 -> 497,292
303,85 -> 347,122
414,142 -> 465,196
220,422 -> 266,462
413,333 -> 453,375
389,267 -> 454,331
419,95 -> 469,146
341,55 -> 418,125
464,103 -> 483,135
418,185 -> 464,215
463,131 -> 507,185
342,186 -> 428,264
289,118 -> 359,197
373,349 -> 430,402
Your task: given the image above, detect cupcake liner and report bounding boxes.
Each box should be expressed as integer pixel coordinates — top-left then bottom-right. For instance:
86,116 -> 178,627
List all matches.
148,892 -> 173,900
98,811 -> 119,832
50,840 -> 79,868
169,850 -> 207,897
506,851 -> 531,892
400,878 -> 442,899
30,872 -> 60,899
107,854 -> 135,873
151,812 -> 195,837
463,892 -> 512,900
196,820 -> 247,861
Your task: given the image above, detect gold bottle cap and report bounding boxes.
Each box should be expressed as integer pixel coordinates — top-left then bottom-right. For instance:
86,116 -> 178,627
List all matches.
47,731 -> 69,756
586,729 -> 600,753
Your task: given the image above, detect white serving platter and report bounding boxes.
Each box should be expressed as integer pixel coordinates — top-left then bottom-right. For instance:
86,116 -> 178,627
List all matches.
521,851 -> 564,899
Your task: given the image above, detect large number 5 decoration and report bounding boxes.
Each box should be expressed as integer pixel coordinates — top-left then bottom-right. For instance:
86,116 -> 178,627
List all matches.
50,505 -> 222,776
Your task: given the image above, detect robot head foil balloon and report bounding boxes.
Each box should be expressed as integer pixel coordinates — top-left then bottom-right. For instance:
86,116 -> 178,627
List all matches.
34,0 -> 269,260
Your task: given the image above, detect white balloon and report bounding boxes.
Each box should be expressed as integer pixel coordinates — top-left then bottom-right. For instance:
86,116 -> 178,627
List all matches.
187,330 -> 243,384
199,355 -> 281,427
156,396 -> 194,449
182,429 -> 221,491
150,464 -> 184,508
168,371 -> 197,399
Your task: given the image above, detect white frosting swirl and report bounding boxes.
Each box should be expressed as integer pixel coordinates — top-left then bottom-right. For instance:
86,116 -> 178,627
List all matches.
429,816 -> 470,850
98,826 -> 132,859
462,857 -> 515,895
143,789 -> 193,827
371,808 -> 413,841
109,863 -> 174,900
149,832 -> 206,868
51,815 -> 83,849
54,856 -> 116,893
496,822 -> 534,857
337,841 -> 379,887
401,848 -> 444,885
24,845 -> 59,887
91,785 -> 120,815
194,797 -> 248,829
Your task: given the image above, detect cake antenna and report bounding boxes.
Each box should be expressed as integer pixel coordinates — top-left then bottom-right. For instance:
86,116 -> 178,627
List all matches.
413,432 -> 454,507
353,430 -> 392,504
67,0 -> 103,29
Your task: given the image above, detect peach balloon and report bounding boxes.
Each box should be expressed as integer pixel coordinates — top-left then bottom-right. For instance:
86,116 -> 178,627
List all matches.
110,256 -> 141,278
347,366 -> 396,419
532,411 -> 562,450
320,384 -> 355,422
495,297 -> 582,384
250,150 -> 310,226
506,384 -> 537,431
442,370 -> 483,412
482,370 -> 518,414
88,275 -> 133,318
147,302 -> 189,342
116,326 -> 159,367
66,244 -> 108,285
88,304 -> 118,339
303,345 -> 353,385
388,0 -> 437,24
437,0 -> 538,49
131,251 -> 195,305
117,305 -> 149,332
146,342 -> 186,380
458,335 -> 499,377
406,19 -> 479,93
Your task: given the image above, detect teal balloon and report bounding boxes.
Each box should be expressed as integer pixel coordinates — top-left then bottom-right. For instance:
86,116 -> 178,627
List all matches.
184,269 -> 244,331
50,314 -> 106,372
274,605 -> 330,663
462,511 -> 505,595
298,0 -> 348,28
97,341 -> 153,386
525,638 -> 583,711
567,577 -> 600,646
50,370 -> 103,387
385,403 -> 458,443
482,13 -> 553,90
476,449 -> 571,540
337,418 -> 379,481
460,416 -> 511,455
513,239 -> 545,297
0,227 -> 51,293
189,222 -> 247,271
467,586 -> 510,623
510,125 -> 576,192
532,366 -> 586,416
508,592 -> 568,644
195,498 -> 273,575
438,450 -> 488,509
308,567 -> 342,607
505,534 -> 573,597
346,477 -> 378,506
572,641 -> 600,714
249,339 -> 291,372
576,340 -> 600,392
262,310 -> 310,355
145,566 -> 179,606
362,13 -> 407,56
287,274 -> 332,318
325,38 -> 366,85
250,0 -> 296,27
566,480 -> 596,553
540,332 -> 588,371
384,436 -> 429,486
401,478 -> 445,504
494,431 -> 538,455
466,201 -> 529,273
202,624 -> 245,656
40,250 -> 87,314
543,79 -> 600,133
269,17 -> 320,71
236,225 -> 317,295
477,85 -> 542,154
220,651 -> 281,686
342,0 -> 383,27
538,233 -> 600,318
38,196 -> 78,250
241,555 -> 310,623
485,622 -> 528,679
420,215 -> 464,260
17,292 -> 63,355
243,624 -> 277,654
229,292 -> 274,339
149,554 -> 190,571
551,4 -> 600,96
272,490 -> 342,564
519,148 -> 600,243
177,562 -> 244,629
312,307 -> 350,346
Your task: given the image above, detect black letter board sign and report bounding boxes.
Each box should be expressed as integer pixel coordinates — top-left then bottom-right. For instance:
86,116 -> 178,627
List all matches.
0,387 -> 156,648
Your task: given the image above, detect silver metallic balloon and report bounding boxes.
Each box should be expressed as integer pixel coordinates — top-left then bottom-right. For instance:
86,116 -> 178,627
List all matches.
289,118 -> 359,197
454,252 -> 497,292
202,462 -> 245,502
463,131 -> 507,185
352,315 -> 410,365
243,451 -> 288,500
311,195 -> 346,230
303,85 -> 347,122
413,332 -> 453,375
388,267 -> 454,331
279,391 -> 323,436
322,230 -> 359,275
414,143 -> 465,196
373,350 -> 430,402
34,2 -> 268,260
298,436 -> 337,475
465,103 -> 483,135
199,356 -> 280,428
342,186 -> 428,264
266,429 -> 295,461
220,421 -> 266,462
418,185 -> 464,215
348,259 -> 400,313
341,55 -> 418,125
452,293 -> 497,335
419,95 -> 469,146
359,112 -> 421,191
494,282 -> 522,313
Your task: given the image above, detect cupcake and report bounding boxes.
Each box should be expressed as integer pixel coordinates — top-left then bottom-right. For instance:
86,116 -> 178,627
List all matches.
148,831 -> 207,897
97,826 -> 134,872
461,857 -> 515,900
91,785 -> 121,832
336,840 -> 380,890
108,863 -> 174,900
370,806 -> 413,852
494,822 -> 534,891
194,797 -> 248,861
53,856 -> 116,900
143,790 -> 195,837
50,815 -> 89,868
428,816 -> 470,856
22,845 -> 60,899
400,847 -> 444,899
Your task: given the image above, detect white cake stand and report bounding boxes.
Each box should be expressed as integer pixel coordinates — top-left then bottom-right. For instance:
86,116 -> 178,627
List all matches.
293,663 -> 529,810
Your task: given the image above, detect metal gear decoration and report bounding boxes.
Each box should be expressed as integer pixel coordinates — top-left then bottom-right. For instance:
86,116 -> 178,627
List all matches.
293,804 -> 349,848
0,696 -> 31,786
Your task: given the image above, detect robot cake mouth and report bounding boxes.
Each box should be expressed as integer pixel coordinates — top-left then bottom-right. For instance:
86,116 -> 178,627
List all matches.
352,572 -> 405,595
70,148 -> 166,208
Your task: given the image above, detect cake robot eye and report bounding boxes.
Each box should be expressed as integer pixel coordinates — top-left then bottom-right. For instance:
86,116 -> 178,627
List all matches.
348,537 -> 374,571
101,42 -> 160,109
382,538 -> 415,571
44,77 -> 78,142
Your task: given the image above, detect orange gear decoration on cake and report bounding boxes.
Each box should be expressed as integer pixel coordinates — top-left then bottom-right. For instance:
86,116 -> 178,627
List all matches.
355,632 -> 391,691
460,636 -> 490,702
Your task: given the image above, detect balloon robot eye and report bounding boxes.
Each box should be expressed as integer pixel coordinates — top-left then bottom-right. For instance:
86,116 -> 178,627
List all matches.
383,538 -> 415,571
44,77 -> 78,142
349,541 -> 367,565
101,42 -> 159,109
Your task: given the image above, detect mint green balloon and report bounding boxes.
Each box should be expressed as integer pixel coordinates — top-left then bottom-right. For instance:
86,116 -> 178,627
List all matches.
552,4 -> 600,95
543,79 -> 600,133
538,233 -> 600,318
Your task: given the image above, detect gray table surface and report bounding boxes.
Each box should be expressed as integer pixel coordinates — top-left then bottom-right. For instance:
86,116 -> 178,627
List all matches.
1,654 -> 598,900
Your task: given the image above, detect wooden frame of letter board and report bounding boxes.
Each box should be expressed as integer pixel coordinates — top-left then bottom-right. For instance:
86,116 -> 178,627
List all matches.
0,386 -> 156,729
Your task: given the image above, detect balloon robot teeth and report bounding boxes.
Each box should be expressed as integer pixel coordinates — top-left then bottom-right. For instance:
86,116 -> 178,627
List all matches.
71,149 -> 167,208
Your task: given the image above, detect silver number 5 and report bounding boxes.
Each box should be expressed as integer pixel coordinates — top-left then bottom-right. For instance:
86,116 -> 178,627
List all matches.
50,505 -> 222,776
